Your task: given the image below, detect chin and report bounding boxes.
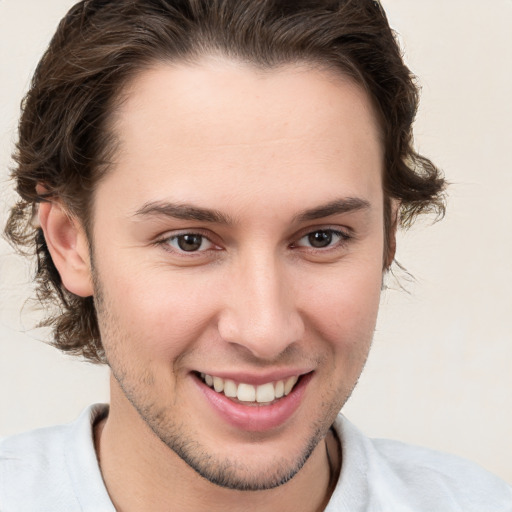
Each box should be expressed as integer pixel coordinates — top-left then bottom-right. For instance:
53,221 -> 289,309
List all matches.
162,430 -> 323,491
134,394 -> 329,492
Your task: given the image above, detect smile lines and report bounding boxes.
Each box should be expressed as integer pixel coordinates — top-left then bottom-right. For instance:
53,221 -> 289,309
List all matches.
200,373 -> 299,404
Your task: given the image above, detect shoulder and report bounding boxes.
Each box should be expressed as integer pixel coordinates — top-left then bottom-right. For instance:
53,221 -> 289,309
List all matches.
329,415 -> 512,512
0,418 -> 73,493
0,404 -> 112,512
370,437 -> 512,510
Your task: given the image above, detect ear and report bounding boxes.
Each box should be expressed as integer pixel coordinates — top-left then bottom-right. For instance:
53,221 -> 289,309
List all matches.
384,199 -> 400,270
38,200 -> 94,297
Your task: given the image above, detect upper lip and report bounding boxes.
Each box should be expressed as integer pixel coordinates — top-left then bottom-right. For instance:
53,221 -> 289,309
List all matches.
194,369 -> 313,386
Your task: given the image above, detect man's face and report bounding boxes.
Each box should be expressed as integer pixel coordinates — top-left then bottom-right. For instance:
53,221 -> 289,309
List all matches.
90,58 -> 386,490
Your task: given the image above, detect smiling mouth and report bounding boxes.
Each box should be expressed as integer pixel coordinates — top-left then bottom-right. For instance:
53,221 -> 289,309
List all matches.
198,373 -> 301,405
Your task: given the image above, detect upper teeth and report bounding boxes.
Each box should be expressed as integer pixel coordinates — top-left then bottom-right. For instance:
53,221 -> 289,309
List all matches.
201,374 -> 299,403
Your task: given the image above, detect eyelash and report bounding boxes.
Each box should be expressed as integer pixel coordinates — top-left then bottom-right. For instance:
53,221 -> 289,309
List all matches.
292,229 -> 352,251
155,230 -> 218,255
155,228 -> 352,256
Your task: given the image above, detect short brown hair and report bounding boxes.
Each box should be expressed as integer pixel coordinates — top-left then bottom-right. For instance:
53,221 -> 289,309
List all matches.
4,0 -> 445,363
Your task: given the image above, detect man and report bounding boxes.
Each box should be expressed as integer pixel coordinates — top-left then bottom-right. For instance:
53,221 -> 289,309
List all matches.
1,0 -> 511,510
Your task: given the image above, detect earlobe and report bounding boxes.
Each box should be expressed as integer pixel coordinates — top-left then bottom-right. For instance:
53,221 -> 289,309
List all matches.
38,200 -> 94,297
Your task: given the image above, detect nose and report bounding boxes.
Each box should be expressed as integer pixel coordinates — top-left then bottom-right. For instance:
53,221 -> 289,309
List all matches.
217,251 -> 304,360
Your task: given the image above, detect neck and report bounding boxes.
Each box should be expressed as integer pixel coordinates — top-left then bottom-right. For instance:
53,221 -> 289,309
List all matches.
94,387 -> 340,512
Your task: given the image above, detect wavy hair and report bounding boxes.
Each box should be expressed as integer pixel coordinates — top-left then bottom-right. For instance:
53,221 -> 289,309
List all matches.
4,0 -> 445,363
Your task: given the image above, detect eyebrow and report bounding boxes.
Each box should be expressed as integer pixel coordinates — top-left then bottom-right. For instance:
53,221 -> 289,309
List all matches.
133,197 -> 371,224
133,201 -> 233,224
294,197 -> 371,222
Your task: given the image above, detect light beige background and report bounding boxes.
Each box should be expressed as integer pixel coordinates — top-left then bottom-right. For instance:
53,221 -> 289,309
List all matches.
1,0 -> 511,483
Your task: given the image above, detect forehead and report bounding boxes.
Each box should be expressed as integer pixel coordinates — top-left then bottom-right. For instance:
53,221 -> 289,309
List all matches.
113,57 -> 381,150
100,58 -> 383,217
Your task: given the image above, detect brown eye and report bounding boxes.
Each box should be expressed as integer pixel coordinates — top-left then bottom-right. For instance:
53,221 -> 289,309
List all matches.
165,233 -> 213,252
177,234 -> 203,251
307,230 -> 333,248
295,229 -> 349,250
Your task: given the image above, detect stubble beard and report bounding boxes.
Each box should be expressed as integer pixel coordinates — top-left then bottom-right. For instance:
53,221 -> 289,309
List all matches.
92,267 -> 360,492
110,364 -> 341,491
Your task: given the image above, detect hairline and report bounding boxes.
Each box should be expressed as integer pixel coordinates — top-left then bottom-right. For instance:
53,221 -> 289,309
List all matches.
83,52 -> 387,241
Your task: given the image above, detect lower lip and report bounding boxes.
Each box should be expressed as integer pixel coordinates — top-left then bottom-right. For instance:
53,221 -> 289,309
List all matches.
195,373 -> 312,432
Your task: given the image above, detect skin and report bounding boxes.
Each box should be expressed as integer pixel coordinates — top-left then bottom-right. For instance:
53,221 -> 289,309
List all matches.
40,57 -> 391,512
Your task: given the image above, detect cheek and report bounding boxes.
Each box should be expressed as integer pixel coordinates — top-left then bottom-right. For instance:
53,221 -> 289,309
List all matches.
96,265 -> 223,359
300,261 -> 382,354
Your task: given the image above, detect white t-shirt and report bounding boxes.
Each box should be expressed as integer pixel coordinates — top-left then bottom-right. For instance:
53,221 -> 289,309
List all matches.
1,404 -> 511,511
